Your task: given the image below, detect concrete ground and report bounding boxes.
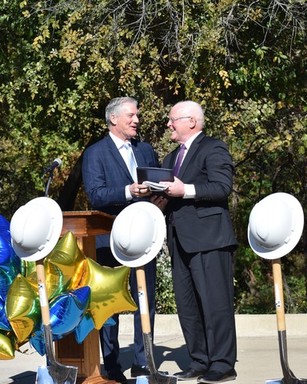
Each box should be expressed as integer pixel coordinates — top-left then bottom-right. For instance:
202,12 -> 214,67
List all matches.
1,314 -> 307,384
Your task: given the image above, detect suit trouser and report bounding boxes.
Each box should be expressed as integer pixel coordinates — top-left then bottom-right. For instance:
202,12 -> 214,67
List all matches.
169,227 -> 237,372
96,244 -> 156,372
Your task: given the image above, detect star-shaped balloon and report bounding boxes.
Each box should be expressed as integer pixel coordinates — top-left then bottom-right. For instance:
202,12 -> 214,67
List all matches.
30,286 -> 91,355
23,232 -> 85,300
45,232 -> 85,286
69,258 -> 137,329
6,274 -> 40,343
0,332 -> 14,359
0,219 -> 137,360
74,313 -> 116,344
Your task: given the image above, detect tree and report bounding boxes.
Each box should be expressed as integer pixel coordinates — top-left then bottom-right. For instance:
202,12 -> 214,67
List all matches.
0,0 -> 306,312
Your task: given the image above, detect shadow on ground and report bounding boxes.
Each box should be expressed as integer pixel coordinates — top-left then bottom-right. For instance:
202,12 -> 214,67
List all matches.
8,342 -> 188,383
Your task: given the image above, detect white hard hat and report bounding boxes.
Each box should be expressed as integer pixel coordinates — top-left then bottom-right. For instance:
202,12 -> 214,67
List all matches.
10,197 -> 63,261
248,192 -> 304,259
110,202 -> 166,267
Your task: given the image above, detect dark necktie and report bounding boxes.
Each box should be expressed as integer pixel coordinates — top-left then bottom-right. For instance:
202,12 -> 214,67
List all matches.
173,144 -> 186,176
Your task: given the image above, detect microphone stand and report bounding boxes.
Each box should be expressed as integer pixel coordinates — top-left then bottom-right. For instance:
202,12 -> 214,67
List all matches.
43,169 -> 54,197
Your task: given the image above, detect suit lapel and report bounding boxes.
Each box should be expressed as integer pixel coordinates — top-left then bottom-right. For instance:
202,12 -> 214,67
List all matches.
131,140 -> 148,167
105,135 -> 134,181
177,132 -> 205,177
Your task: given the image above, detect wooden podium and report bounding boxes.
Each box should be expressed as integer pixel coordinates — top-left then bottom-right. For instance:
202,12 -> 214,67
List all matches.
55,211 -> 114,384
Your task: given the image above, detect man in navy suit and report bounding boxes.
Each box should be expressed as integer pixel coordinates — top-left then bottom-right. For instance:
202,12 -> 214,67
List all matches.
82,97 -> 159,383
160,101 -> 238,384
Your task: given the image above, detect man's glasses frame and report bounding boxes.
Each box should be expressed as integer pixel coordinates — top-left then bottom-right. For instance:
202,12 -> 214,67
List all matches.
168,116 -> 192,123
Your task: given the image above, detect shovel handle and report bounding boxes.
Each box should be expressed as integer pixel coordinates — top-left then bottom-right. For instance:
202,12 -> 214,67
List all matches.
136,266 -> 151,334
272,258 -> 286,332
36,259 -> 51,326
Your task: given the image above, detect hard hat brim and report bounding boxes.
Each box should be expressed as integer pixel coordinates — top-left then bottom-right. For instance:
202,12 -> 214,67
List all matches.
110,202 -> 166,267
248,192 -> 304,260
10,197 -> 63,261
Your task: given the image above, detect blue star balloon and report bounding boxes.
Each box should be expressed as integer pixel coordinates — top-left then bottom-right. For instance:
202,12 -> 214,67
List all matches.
74,313 -> 116,344
30,286 -> 91,355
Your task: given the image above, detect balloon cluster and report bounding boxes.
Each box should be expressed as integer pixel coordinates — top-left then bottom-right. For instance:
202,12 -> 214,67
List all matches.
0,215 -> 137,360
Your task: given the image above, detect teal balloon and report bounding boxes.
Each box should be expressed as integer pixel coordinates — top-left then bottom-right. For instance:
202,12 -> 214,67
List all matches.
0,269 -> 14,302
74,312 -> 95,344
74,313 -> 116,344
0,296 -> 11,331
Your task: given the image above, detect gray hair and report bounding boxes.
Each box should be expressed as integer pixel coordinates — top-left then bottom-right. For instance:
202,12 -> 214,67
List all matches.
105,97 -> 138,126
174,100 -> 204,127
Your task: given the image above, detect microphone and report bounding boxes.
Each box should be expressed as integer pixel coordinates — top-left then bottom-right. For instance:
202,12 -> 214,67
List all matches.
44,158 -> 62,173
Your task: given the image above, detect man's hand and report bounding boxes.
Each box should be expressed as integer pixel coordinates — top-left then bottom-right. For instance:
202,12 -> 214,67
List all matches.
150,194 -> 169,211
129,182 -> 151,198
161,177 -> 185,197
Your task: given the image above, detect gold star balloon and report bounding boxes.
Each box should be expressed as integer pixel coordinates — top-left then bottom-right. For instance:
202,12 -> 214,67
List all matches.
45,232 -> 85,288
69,258 -> 137,329
21,260 -> 64,301
22,231 -> 85,300
0,332 -> 14,359
6,274 -> 40,343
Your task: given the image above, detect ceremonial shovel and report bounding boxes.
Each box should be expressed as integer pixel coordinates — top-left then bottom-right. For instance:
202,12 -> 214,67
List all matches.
247,192 -> 305,384
265,258 -> 307,384
36,258 -> 78,384
109,201 -> 177,384
136,265 -> 177,384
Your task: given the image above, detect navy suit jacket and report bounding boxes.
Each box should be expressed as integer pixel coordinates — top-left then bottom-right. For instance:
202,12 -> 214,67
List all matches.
162,132 -> 238,254
82,134 -> 159,216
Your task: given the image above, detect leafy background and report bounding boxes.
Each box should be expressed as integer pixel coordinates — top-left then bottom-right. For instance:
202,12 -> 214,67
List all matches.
0,0 -> 306,314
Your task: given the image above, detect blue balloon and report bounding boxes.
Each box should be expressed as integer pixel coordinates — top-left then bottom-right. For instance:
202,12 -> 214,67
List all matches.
0,234 -> 21,279
30,328 -> 61,356
0,235 -> 11,266
30,286 -> 91,355
50,286 -> 90,336
0,296 -> 11,331
0,215 -> 10,242
74,313 -> 115,344
74,312 -> 95,344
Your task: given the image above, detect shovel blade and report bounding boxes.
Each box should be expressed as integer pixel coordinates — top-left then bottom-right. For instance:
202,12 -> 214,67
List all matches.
36,364 -> 78,384
36,366 -> 55,384
136,373 -> 177,384
266,380 -> 284,384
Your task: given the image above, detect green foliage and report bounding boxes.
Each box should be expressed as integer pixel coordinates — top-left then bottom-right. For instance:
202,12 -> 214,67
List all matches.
234,246 -> 307,315
0,0 -> 306,312
156,244 -> 177,314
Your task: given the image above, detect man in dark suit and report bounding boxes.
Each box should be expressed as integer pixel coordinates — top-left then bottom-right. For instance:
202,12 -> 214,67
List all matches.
82,97 -> 159,383
160,101 -> 238,384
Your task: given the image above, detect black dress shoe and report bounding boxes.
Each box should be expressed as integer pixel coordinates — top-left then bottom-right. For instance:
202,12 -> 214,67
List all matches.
174,368 -> 208,381
107,370 -> 128,384
197,368 -> 237,383
131,364 -> 151,377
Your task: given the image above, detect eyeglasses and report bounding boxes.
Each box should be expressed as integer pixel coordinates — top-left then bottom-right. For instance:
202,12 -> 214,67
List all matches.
168,116 -> 192,123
